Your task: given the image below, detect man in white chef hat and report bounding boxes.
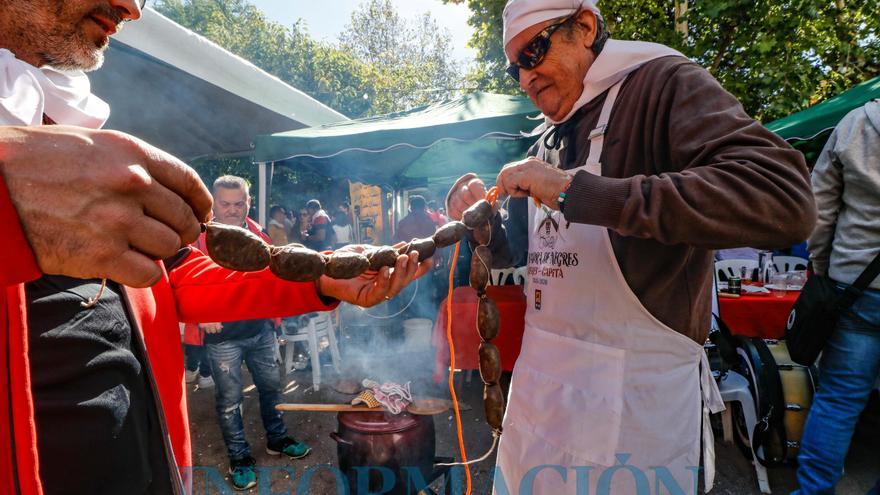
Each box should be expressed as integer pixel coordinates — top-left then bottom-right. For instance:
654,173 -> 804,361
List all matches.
446,0 -> 816,493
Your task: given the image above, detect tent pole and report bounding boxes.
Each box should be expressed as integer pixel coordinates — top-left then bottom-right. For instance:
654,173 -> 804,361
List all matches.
390,187 -> 399,242
257,161 -> 268,226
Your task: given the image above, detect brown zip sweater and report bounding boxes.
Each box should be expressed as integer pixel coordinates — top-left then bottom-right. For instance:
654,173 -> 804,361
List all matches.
496,55 -> 816,344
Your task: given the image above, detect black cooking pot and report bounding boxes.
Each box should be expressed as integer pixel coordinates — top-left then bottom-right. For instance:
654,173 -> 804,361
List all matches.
331,410 -> 436,495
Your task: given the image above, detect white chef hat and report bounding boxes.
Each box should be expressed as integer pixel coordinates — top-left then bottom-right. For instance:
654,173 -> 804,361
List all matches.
502,0 -> 600,48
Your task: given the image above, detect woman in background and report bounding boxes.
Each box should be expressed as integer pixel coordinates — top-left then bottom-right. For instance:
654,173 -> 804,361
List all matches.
267,205 -> 289,245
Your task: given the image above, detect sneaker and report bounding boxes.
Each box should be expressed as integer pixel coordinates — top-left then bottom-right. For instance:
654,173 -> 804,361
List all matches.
197,375 -> 214,389
266,437 -> 311,459
228,456 -> 257,491
185,369 -> 198,383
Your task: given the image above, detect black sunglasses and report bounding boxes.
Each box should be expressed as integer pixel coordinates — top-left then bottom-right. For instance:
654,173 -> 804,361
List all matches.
506,9 -> 580,82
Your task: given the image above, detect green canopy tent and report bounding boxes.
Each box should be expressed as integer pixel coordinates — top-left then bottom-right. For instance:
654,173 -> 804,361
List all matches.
766,75 -> 880,162
252,92 -> 541,225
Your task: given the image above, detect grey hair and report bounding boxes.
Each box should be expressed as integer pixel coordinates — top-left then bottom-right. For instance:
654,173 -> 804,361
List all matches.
213,175 -> 250,195
562,11 -> 609,55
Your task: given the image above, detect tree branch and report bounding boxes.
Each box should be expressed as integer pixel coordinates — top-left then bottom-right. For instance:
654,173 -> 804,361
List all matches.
710,24 -> 734,74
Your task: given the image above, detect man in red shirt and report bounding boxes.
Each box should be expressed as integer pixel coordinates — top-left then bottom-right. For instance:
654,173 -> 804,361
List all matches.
194,176 -> 316,491
395,196 -> 439,243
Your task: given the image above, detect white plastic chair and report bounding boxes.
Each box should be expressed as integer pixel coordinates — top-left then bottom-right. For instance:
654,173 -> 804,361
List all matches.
715,259 -> 759,282
710,274 -> 771,493
772,255 -> 808,273
718,371 -> 772,493
281,312 -> 341,391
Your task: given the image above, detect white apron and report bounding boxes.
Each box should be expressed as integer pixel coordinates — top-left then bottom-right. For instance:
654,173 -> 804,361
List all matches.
494,80 -> 724,495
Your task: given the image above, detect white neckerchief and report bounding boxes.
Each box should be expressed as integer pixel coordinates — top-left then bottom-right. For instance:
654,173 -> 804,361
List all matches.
547,39 -> 683,125
0,48 -> 108,128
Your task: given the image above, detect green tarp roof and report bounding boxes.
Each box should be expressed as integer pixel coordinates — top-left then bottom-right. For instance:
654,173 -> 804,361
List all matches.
766,75 -> 880,142
254,76 -> 880,187
253,92 -> 541,187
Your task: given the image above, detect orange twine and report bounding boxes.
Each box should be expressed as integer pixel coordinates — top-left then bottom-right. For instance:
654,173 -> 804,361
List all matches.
486,184 -> 540,207
445,241 -> 471,494
486,186 -> 499,206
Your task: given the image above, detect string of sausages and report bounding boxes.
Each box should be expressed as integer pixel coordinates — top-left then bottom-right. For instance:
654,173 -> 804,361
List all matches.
201,218 -> 467,280
435,188 -> 506,494
463,194 -> 505,438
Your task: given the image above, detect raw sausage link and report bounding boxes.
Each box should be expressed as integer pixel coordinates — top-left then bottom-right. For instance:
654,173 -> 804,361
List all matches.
469,245 -> 492,289
477,295 -> 500,341
462,199 -> 493,229
365,246 -> 399,271
433,221 -> 468,248
478,343 -> 502,384
205,222 -> 271,271
324,251 -> 371,279
471,221 -> 491,246
269,245 -> 327,282
483,383 -> 505,432
399,237 -> 436,262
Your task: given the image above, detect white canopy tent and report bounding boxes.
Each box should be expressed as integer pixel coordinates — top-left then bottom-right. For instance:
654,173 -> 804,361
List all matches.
89,8 -> 347,224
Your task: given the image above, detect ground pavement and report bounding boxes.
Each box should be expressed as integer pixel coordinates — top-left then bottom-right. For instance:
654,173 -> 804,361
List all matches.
187,348 -> 879,494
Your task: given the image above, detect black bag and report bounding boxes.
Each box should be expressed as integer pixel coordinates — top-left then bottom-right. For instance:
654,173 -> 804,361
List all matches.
709,315 -> 797,466
785,252 -> 880,365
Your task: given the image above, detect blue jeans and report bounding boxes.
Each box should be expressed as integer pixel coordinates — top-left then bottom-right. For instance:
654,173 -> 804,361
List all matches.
206,330 -> 288,461
793,286 -> 880,495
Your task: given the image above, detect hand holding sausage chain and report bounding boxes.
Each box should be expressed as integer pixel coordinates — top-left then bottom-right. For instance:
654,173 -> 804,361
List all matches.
461,197 -> 505,436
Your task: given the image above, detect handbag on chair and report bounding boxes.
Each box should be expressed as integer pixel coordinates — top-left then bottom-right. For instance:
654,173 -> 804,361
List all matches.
785,252 -> 880,366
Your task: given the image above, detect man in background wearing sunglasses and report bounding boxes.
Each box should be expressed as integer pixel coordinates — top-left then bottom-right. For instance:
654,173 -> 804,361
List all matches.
0,1 -> 429,494
446,0 -> 816,493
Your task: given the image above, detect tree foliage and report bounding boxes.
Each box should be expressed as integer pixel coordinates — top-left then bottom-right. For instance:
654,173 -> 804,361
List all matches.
444,0 -> 880,121
340,0 -> 462,111
152,0 -> 463,209
153,0 -> 461,118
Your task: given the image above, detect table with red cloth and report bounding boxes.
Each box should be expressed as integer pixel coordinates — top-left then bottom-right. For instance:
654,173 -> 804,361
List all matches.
718,290 -> 800,339
432,285 -> 526,383
431,285 -> 799,381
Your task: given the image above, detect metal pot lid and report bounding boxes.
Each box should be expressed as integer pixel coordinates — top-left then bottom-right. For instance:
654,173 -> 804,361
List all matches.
338,410 -> 424,434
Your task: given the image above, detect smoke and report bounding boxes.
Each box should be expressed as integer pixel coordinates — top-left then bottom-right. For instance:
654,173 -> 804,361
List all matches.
332,278 -> 448,397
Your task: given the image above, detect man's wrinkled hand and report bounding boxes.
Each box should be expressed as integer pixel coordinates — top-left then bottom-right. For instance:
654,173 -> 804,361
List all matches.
0,126 -> 213,287
495,157 -> 572,209
316,252 -> 431,307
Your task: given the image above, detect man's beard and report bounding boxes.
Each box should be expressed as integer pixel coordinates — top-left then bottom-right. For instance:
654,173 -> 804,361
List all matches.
38,11 -> 117,71
8,2 -> 123,72
38,25 -> 107,71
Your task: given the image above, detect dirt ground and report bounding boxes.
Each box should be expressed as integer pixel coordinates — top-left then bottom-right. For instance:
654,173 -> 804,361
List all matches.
187,325 -> 880,495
